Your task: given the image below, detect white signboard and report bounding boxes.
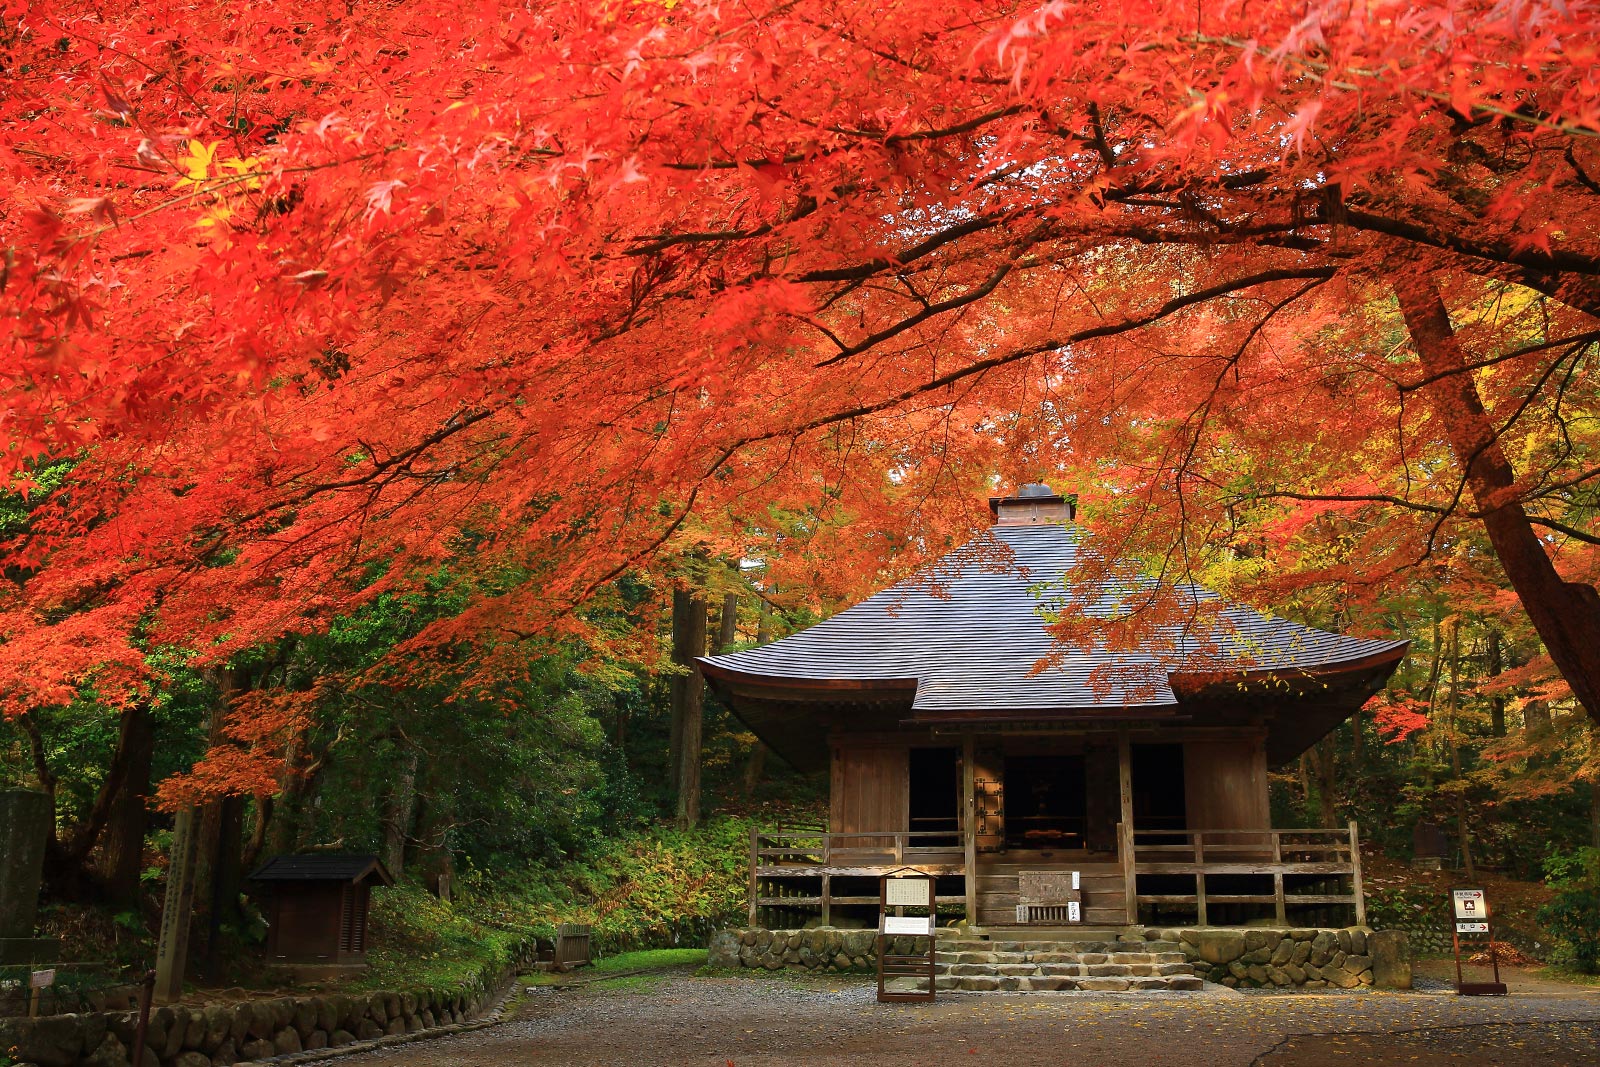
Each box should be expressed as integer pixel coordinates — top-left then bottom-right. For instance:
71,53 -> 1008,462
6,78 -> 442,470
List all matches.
883,915 -> 933,936
884,877 -> 931,908
1456,922 -> 1490,934
1452,889 -> 1487,920
1072,870 -> 1080,891
1068,900 -> 1081,923
29,970 -> 55,990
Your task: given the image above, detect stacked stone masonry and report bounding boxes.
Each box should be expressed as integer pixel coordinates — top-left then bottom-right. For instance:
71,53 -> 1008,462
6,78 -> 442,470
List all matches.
708,926 -> 1412,992
1165,927 -> 1410,990
0,941 -> 538,1067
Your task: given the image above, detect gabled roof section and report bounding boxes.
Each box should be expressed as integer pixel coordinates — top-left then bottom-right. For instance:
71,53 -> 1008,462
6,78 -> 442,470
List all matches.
250,853 -> 395,886
700,522 -> 1406,718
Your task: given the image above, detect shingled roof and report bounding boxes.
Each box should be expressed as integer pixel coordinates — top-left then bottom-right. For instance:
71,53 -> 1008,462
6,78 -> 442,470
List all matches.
699,490 -> 1406,768
250,854 -> 394,885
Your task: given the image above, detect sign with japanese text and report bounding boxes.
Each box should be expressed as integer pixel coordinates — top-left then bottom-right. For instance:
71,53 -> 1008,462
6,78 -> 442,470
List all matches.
884,877 -> 931,908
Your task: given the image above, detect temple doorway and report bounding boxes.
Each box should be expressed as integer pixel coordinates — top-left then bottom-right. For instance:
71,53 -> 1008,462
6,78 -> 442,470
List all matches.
1003,754 -> 1088,850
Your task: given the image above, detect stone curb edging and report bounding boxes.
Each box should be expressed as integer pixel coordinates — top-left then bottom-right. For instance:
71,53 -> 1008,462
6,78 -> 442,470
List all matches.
245,966 -> 527,1066
2,939 -> 542,1067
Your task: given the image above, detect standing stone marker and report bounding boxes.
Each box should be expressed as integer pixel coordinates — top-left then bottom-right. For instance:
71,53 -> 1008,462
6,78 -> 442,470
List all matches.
154,807 -> 201,1004
0,789 -> 55,965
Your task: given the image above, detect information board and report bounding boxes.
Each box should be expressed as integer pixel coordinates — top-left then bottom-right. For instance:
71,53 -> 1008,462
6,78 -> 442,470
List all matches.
1452,888 -> 1485,919
885,876 -> 932,908
883,915 -> 933,935
1449,887 -> 1506,996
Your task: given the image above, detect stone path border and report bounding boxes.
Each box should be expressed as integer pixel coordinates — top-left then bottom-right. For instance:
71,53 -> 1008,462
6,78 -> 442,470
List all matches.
1248,1017 -> 1600,1066
242,970 -> 528,1067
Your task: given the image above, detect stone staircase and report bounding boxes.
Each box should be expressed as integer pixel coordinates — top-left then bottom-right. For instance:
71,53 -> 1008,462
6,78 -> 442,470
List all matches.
926,931 -> 1205,992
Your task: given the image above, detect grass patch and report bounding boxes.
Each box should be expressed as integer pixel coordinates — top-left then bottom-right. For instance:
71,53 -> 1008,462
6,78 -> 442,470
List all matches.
592,948 -> 706,972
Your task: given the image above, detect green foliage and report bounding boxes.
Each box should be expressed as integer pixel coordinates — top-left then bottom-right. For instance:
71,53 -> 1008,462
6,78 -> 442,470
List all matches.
1538,848 -> 1600,974
357,882 -> 532,991
1364,880 -> 1450,932
466,813 -> 772,955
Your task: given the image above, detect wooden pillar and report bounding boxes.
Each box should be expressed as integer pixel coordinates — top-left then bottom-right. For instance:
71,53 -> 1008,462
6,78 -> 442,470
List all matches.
1117,731 -> 1137,926
1349,819 -> 1367,927
962,734 -> 977,925
1195,831 -> 1208,927
153,808 -> 200,1005
747,827 -> 759,927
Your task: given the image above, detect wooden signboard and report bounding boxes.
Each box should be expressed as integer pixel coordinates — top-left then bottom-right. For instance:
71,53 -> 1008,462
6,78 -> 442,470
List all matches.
1451,887 -> 1506,996
877,872 -> 935,1003
1017,870 -> 1083,925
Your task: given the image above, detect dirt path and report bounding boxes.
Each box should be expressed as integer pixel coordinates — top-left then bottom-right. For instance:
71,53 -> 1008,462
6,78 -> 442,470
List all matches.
343,971 -> 1600,1067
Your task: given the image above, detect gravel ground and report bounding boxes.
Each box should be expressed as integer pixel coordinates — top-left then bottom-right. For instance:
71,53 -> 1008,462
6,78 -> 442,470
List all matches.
343,969 -> 1600,1067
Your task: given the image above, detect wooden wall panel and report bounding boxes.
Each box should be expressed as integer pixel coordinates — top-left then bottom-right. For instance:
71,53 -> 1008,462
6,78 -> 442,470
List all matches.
829,744 -> 909,838
1183,738 -> 1270,832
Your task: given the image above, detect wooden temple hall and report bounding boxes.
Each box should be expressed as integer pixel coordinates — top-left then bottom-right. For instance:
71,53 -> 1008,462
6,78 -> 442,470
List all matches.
700,486 -> 1407,931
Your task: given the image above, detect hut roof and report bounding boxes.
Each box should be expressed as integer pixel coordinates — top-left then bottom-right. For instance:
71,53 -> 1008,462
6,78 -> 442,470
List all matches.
700,503 -> 1405,767
250,854 -> 394,886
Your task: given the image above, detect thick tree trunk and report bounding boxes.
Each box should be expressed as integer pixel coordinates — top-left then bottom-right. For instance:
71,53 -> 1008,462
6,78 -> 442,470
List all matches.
197,669 -> 246,977
1486,628 -> 1507,738
97,703 -> 155,908
242,795 -> 272,874
669,588 -> 708,828
1396,274 -> 1600,726
718,592 -> 739,652
382,743 -> 419,878
1315,735 -> 1337,827
741,597 -> 772,794
408,758 -> 455,901
18,712 -> 58,847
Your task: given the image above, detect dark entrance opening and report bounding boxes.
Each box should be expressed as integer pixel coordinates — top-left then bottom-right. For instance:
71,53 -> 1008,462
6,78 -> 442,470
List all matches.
1004,755 -> 1087,850
1131,743 -> 1187,831
908,747 -> 960,847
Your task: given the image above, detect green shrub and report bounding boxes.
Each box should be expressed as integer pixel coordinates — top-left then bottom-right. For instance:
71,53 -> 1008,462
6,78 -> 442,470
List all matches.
1537,847 -> 1600,974
1365,880 -> 1449,931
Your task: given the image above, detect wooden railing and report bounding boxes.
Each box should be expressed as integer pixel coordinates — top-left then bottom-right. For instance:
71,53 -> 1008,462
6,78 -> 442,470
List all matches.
1123,820 -> 1365,926
749,829 -> 967,926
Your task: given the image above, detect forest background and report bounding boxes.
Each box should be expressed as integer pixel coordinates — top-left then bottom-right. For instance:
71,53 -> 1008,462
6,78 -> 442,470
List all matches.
2,0 -> 1600,985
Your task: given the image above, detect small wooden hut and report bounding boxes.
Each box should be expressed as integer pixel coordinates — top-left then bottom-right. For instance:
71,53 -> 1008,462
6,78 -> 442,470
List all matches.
700,485 -> 1407,930
251,854 -> 394,966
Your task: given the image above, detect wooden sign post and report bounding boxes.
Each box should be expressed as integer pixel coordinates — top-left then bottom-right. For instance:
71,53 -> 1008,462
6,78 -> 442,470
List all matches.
876,870 -> 935,1003
1451,887 -> 1506,996
154,808 -> 201,1005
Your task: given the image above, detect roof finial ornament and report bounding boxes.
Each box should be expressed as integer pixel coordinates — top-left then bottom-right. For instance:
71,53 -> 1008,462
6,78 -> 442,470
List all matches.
989,483 -> 1075,525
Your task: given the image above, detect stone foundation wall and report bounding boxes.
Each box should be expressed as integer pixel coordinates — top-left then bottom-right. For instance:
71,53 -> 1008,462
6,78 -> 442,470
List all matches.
1167,927 -> 1411,989
0,940 -> 538,1067
708,926 -> 1412,990
707,928 -> 886,973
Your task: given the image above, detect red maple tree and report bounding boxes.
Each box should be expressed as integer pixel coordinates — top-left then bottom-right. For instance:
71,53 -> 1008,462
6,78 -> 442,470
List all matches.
3,0 -> 1599,792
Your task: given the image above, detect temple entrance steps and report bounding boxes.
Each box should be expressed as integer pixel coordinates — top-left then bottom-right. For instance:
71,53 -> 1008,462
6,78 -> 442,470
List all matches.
972,860 -> 1128,927
929,931 -> 1204,993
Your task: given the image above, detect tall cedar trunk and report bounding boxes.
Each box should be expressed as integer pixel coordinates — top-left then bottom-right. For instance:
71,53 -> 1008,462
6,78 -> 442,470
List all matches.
1316,735 -> 1337,827
1486,628 -> 1507,738
1445,620 -> 1476,880
718,592 -> 739,651
1591,723 -> 1600,850
198,669 -> 246,977
742,597 -> 774,794
1396,274 -> 1600,726
242,795 -> 272,874
408,756 -> 455,900
18,713 -> 58,847
97,702 -> 155,907
670,589 -> 708,829
382,742 -> 419,878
